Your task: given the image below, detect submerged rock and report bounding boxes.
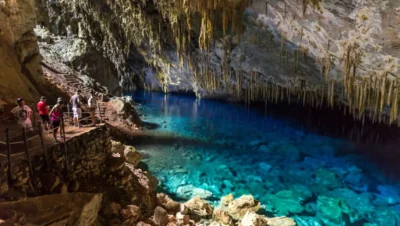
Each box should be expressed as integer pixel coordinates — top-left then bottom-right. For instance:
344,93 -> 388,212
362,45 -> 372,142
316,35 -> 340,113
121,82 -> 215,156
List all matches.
316,196 -> 356,226
269,190 -> 304,215
329,188 -> 374,218
376,185 -> 400,205
177,185 -> 213,200
315,169 -> 342,189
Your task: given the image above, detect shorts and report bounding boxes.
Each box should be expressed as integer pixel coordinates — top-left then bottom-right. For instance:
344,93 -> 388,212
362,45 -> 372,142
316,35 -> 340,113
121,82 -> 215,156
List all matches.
40,115 -> 50,123
51,120 -> 60,132
72,107 -> 82,118
19,121 -> 33,131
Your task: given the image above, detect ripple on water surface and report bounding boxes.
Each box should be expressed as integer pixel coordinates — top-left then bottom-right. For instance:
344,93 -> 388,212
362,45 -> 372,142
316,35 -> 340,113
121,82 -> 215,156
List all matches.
131,91 -> 400,226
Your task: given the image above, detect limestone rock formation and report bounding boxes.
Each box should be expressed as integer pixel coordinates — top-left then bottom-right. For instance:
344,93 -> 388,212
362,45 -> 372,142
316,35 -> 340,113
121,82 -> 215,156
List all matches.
0,192 -> 103,225
226,195 -> 261,220
27,0 -> 400,125
184,196 -> 214,219
240,211 -> 268,226
0,0 -> 42,104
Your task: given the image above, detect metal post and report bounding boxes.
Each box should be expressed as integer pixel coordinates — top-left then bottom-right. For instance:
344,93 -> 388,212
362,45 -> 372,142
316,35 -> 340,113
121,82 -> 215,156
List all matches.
98,103 -> 103,124
67,104 -> 70,126
5,128 -> 12,185
32,104 -> 36,126
60,114 -> 68,172
22,127 -> 34,180
37,123 -> 49,171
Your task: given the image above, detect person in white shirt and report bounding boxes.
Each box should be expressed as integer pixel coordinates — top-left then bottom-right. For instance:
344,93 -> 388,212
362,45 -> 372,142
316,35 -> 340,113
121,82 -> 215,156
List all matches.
88,90 -> 97,126
11,98 -> 33,131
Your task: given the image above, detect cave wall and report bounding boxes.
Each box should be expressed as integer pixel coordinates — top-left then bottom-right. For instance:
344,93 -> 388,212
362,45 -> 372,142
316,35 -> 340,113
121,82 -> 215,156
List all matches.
0,0 -> 43,105
33,1 -> 400,122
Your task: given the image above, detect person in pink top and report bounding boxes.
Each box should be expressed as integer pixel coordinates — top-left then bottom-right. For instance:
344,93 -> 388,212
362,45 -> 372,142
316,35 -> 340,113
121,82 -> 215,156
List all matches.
37,96 -> 50,132
48,99 -> 64,144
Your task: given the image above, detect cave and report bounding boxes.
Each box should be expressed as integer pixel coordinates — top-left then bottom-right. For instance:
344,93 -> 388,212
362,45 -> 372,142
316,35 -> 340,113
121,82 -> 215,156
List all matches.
0,0 -> 400,225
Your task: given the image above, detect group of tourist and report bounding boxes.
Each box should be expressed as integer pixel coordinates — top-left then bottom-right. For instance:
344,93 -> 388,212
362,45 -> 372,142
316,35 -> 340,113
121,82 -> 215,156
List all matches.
10,90 -> 98,144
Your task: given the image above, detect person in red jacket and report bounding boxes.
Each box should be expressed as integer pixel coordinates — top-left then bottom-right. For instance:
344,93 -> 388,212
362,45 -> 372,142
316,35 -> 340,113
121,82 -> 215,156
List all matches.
37,96 -> 50,132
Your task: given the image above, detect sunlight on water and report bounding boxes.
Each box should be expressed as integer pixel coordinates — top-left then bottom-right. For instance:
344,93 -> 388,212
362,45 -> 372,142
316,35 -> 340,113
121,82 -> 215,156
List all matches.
132,91 -> 400,226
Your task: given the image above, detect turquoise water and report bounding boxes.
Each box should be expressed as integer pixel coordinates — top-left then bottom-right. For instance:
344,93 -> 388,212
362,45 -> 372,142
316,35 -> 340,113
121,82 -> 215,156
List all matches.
132,91 -> 400,226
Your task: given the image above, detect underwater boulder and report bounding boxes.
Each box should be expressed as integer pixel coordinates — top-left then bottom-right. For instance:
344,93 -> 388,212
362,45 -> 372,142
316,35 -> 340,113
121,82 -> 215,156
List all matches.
316,196 -> 356,226
329,188 -> 374,219
176,185 -> 213,200
276,144 -> 300,162
315,169 -> 343,189
368,209 -> 400,226
376,185 -> 400,205
268,190 -> 304,215
294,216 -> 323,226
258,162 -> 272,172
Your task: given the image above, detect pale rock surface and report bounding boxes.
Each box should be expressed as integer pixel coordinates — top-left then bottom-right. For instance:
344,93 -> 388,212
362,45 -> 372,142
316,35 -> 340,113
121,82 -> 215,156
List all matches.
184,196 -> 214,219
240,211 -> 268,226
266,217 -> 297,226
227,195 -> 261,220
0,193 -> 102,225
154,206 -> 170,226
213,208 -> 234,226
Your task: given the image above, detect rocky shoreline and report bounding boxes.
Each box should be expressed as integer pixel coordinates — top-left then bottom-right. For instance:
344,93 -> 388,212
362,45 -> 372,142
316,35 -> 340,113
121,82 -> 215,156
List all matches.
0,121 -> 296,225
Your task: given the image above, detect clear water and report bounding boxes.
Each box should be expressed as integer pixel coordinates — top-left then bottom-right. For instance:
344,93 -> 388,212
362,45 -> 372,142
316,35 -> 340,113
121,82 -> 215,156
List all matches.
131,91 -> 400,226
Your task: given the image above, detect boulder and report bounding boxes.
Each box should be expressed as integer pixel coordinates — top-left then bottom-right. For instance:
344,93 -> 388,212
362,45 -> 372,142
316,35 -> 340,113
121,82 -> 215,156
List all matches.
164,200 -> 181,214
266,217 -> 296,226
220,194 -> 234,207
213,208 -> 234,226
316,196 -> 348,226
176,212 -> 190,225
154,206 -> 169,226
185,196 -> 213,219
240,211 -> 268,226
227,195 -> 260,220
269,190 -> 304,215
126,150 -> 142,166
104,202 -> 121,216
106,156 -> 125,172
120,205 -> 141,222
315,169 -> 342,189
136,221 -> 152,226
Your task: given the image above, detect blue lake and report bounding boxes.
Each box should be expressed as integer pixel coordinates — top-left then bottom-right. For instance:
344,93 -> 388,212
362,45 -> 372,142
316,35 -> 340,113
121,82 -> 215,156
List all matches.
131,91 -> 400,226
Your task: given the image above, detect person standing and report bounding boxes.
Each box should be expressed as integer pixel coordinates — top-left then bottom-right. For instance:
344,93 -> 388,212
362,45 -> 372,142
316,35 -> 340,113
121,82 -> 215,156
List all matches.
88,90 -> 97,126
69,90 -> 82,128
37,96 -> 50,132
11,98 -> 33,131
48,99 -> 64,144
